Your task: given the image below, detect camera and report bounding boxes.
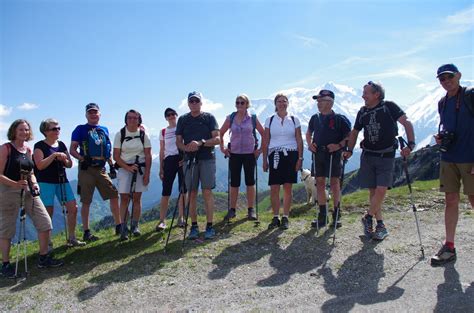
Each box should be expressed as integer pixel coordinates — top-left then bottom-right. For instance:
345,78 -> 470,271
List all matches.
80,156 -> 91,170
438,130 -> 456,153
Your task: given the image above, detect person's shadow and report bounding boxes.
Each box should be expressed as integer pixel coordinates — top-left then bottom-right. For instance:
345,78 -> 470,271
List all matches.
318,237 -> 405,312
434,263 -> 474,312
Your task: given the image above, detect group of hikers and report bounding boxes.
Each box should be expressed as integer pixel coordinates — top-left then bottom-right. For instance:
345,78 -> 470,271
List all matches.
0,63 -> 473,279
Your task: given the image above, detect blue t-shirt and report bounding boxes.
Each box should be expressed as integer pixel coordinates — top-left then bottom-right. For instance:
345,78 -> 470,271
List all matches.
308,112 -> 351,147
71,124 -> 111,156
439,93 -> 474,163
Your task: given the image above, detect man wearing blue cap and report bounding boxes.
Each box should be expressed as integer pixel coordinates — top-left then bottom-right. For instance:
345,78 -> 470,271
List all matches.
176,92 -> 220,240
431,64 -> 474,266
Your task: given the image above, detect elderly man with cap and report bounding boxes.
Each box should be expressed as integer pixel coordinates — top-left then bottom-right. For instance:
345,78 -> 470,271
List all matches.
155,107 -> 186,232
70,103 -> 121,242
431,64 -> 474,266
176,92 -> 220,240
343,81 -> 415,241
306,90 -> 351,229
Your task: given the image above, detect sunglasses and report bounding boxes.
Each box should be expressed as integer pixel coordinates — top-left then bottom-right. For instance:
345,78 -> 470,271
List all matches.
189,99 -> 200,104
367,81 -> 381,93
127,116 -> 139,120
236,101 -> 246,105
166,113 -> 177,117
439,74 -> 455,82
49,127 -> 61,131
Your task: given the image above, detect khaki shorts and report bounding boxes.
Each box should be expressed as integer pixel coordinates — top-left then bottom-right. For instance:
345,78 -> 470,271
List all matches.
0,188 -> 52,239
439,161 -> 474,195
78,167 -> 118,204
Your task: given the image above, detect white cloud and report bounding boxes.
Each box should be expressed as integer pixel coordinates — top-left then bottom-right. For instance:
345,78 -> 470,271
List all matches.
17,103 -> 39,110
289,33 -> 328,48
0,104 -> 12,117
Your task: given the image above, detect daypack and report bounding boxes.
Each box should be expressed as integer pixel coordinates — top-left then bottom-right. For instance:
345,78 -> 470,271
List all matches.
121,127 -> 145,148
82,127 -> 111,167
438,86 -> 474,117
357,101 -> 399,136
229,112 -> 258,148
311,113 -> 345,134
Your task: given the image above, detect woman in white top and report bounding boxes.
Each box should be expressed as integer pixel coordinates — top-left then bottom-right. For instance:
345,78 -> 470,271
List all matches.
113,110 -> 152,240
262,93 -> 303,230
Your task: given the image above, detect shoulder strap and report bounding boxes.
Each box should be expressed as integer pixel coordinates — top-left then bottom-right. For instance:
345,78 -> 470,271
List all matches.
269,115 -> 275,128
251,114 -> 257,130
291,115 -> 295,125
161,128 -> 166,138
140,129 -> 145,146
463,86 -> 474,117
229,112 -> 237,127
120,127 -> 126,146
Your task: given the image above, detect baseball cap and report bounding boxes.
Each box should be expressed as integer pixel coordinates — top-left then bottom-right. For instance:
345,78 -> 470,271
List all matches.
312,89 -> 335,100
436,64 -> 459,78
86,103 -> 100,112
164,107 -> 177,117
188,91 -> 202,101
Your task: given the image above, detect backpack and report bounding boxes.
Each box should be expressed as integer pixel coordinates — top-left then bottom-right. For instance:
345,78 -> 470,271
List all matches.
438,86 -> 474,117
268,114 -> 296,141
82,127 -> 111,167
357,101 -> 399,135
120,126 -> 145,148
229,112 -> 258,148
311,113 -> 345,134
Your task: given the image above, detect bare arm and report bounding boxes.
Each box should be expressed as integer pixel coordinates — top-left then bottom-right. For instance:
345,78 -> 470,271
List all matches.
261,127 -> 270,172
295,126 -> 303,171
69,141 -> 83,162
398,114 -> 415,157
159,139 -> 165,179
219,117 -> 230,152
343,129 -> 360,159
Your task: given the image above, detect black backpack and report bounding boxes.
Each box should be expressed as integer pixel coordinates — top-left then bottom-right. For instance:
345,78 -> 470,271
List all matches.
119,127 -> 145,148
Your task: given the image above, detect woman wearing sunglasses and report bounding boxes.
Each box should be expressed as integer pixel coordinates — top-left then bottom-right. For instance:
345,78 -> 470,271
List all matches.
220,94 -> 264,221
33,118 -> 85,247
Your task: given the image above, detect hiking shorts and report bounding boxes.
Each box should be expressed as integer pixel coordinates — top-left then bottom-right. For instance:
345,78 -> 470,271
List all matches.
268,150 -> 298,185
0,188 -> 52,239
359,153 -> 395,188
78,167 -> 118,204
38,182 -> 75,207
117,167 -> 148,194
184,158 -> 216,191
313,150 -> 342,178
439,161 -> 474,195
162,155 -> 185,196
229,153 -> 256,187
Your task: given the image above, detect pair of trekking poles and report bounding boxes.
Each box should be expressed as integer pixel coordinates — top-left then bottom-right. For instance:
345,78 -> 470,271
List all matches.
121,155 -> 142,241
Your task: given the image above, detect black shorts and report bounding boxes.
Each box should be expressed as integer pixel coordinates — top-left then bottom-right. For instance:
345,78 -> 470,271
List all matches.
162,155 -> 185,196
268,150 -> 298,185
312,150 -> 342,178
229,153 -> 256,187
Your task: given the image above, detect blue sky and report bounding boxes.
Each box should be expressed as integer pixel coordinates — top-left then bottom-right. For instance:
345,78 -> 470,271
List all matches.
1,0 -> 473,144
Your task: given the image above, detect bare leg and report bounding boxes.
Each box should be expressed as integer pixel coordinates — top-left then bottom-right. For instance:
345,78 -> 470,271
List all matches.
81,202 -> 91,231
247,185 -> 255,208
230,186 -> 239,209
189,190 -> 198,223
283,183 -> 292,216
270,185 -> 281,215
110,197 -> 120,225
132,192 -> 142,221
202,189 -> 214,223
444,192 -> 460,243
0,239 -> 11,262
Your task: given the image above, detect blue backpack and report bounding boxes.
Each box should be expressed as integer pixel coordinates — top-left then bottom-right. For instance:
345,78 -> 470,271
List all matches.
82,127 -> 111,167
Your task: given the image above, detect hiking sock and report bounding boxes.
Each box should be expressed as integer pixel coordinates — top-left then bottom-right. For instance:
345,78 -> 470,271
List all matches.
282,215 -> 289,219
274,215 -> 279,218
131,220 -> 139,228
376,220 -> 384,227
206,222 -> 213,228
2,262 -> 9,267
445,241 -> 455,250
84,229 -> 90,235
192,222 -> 198,227
319,205 -> 327,216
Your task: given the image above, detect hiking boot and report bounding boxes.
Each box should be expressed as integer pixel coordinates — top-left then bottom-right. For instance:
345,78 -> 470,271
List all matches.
37,254 -> 64,269
83,231 -> 99,242
155,222 -> 167,232
431,244 -> 456,266
119,233 -> 129,241
115,224 -> 121,236
67,238 -> 86,247
188,225 -> 199,240
331,210 -> 342,228
1,263 -> 15,279
131,225 -> 141,237
361,214 -> 374,239
204,226 -> 216,240
177,219 -> 186,228
311,213 -> 327,228
268,217 -> 280,229
247,207 -> 257,221
223,208 -> 237,222
280,217 -> 289,230
373,224 -> 389,241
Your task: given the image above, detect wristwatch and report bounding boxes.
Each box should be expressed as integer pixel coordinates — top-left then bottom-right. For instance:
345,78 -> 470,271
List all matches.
408,141 -> 416,151
298,157 -> 304,160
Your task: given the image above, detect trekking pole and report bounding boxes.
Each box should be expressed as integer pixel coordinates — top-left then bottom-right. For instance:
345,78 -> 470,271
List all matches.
254,155 -> 260,227
325,152 -> 333,229
333,141 -> 348,245
312,152 -> 320,236
14,188 -> 26,280
164,167 -> 185,253
182,153 -> 196,251
58,163 -> 69,245
225,152 -> 230,225
128,155 -> 140,239
398,137 -> 425,259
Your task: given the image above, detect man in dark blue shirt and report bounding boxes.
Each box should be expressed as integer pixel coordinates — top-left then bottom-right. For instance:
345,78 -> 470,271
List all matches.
431,64 -> 474,266
306,90 -> 351,229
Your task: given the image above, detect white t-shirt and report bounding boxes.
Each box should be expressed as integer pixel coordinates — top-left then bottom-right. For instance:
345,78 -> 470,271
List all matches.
264,114 -> 301,150
160,126 -> 179,158
113,128 -> 152,163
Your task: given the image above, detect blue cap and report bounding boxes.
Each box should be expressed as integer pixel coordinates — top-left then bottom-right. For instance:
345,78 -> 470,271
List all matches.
188,91 -> 202,101
86,103 -> 99,112
437,64 -> 459,78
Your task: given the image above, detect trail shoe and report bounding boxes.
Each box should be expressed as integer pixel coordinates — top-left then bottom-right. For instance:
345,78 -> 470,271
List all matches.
268,217 -> 280,229
115,224 -> 121,236
1,263 -> 15,279
188,225 -> 199,240
155,222 -> 167,232
431,244 -> 456,266
131,225 -> 141,237
67,238 -> 86,247
204,226 -> 216,240
311,213 -> 327,228
280,217 -> 289,230
373,224 -> 389,241
223,208 -> 237,222
119,233 -> 129,241
177,219 -> 186,228
331,210 -> 342,228
37,254 -> 64,269
361,214 -> 374,239
120,224 -> 129,241
83,231 -> 99,242
247,207 -> 257,221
